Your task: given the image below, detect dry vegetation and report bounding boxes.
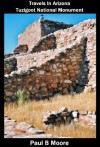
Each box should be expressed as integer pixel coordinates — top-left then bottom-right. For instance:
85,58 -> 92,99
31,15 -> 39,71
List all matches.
4,92 -> 96,138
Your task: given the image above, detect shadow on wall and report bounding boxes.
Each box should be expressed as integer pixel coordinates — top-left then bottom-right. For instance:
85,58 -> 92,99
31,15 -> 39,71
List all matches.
30,34 -> 57,53
75,38 -> 89,93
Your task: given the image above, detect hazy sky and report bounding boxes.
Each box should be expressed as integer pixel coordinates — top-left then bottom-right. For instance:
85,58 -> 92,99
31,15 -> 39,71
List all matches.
4,13 -> 96,54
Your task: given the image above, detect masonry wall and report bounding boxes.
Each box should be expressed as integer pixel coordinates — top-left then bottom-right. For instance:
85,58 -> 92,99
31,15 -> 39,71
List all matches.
4,57 -> 17,75
29,34 -> 57,53
4,39 -> 86,102
18,19 -> 73,51
18,20 -> 42,50
4,19 -> 96,102
41,20 -> 73,36
53,19 -> 96,92
30,19 -> 96,92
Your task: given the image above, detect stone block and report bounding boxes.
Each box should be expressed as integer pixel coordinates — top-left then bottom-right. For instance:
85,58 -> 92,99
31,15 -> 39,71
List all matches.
13,45 -> 28,53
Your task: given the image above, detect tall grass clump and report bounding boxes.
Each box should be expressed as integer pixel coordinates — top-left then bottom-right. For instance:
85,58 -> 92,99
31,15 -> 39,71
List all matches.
16,89 -> 30,105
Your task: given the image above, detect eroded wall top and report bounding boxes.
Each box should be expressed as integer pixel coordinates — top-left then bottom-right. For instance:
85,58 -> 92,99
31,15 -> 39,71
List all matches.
18,19 -> 73,51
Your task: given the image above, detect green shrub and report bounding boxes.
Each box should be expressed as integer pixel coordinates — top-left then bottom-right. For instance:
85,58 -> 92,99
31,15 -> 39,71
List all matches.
16,89 -> 30,105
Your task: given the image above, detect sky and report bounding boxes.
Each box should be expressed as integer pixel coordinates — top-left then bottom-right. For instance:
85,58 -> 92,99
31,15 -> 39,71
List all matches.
4,14 -> 96,54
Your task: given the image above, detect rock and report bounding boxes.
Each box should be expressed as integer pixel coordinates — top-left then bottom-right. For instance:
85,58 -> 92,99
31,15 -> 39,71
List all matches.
62,88 -> 68,94
4,116 -> 60,138
13,45 -> 28,53
92,84 -> 96,89
50,111 -> 58,116
88,111 -> 92,115
92,111 -> 96,115
51,84 -> 57,88
12,134 -> 58,138
4,119 -> 16,123
64,80 -> 72,83
53,93 -> 62,98
60,111 -> 70,117
11,129 -> 26,133
79,110 -> 88,115
16,122 -> 32,130
59,107 -> 68,113
66,116 -> 72,124
55,117 -> 63,123
4,132 -> 17,137
39,70 -> 45,74
4,57 -> 17,75
6,98 -> 11,102
5,91 -> 13,97
74,118 -> 79,122
5,126 -> 16,131
70,111 -> 79,118
88,114 -> 96,119
68,65 -> 73,70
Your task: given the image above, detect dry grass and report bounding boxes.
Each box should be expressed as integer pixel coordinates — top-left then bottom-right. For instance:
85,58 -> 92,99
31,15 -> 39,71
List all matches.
4,92 -> 96,138
45,124 -> 96,138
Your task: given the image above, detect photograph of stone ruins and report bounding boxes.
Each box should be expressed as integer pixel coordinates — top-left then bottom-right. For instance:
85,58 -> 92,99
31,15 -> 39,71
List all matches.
4,14 -> 96,138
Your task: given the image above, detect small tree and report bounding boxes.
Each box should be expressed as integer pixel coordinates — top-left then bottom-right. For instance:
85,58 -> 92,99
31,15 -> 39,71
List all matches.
16,89 -> 30,105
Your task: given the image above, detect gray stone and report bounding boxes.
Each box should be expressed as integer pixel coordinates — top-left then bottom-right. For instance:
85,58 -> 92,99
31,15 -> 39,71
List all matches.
39,70 -> 45,74
5,126 -> 16,131
79,110 -> 88,115
53,93 -> 62,97
60,111 -> 70,117
74,118 -> 79,122
55,117 -> 62,122
59,107 -> 68,113
6,98 -> 11,102
27,127 -> 44,134
66,117 -> 72,124
16,122 -> 32,130
6,91 -> 13,96
71,111 -> 79,118
88,111 -> 92,115
92,111 -> 96,115
64,80 -> 72,83
4,119 -> 16,123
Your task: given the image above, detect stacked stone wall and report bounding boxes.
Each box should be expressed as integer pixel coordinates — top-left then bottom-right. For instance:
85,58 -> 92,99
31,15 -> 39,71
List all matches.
18,20 -> 42,50
4,57 -> 17,75
4,38 -> 87,102
4,19 -> 96,102
18,19 -> 73,51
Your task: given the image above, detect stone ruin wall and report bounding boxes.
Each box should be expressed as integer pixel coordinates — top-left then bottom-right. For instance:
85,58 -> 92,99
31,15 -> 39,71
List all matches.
4,39 -> 86,102
4,19 -> 96,102
18,19 -> 73,51
4,57 -> 17,75
40,20 -> 73,36
18,20 -> 42,51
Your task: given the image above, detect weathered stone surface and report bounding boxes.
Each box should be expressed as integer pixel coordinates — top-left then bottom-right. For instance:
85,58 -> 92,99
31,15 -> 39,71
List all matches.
59,107 -> 68,113
70,111 -> 79,118
4,57 -> 17,75
13,45 -> 28,54
64,80 -> 72,84
18,19 -> 73,51
15,122 -> 32,130
79,110 -> 88,115
4,116 -> 70,138
43,107 -> 96,128
4,19 -> 96,102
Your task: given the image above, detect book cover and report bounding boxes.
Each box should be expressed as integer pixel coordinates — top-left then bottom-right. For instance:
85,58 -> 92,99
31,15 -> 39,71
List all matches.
1,0 -> 99,146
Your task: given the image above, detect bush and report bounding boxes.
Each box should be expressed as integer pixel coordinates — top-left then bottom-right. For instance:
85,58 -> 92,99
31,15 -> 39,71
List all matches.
16,89 -> 30,105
